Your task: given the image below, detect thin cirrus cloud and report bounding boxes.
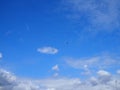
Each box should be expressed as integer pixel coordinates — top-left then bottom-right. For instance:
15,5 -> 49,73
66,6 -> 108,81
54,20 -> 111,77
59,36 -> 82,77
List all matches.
63,0 -> 120,31
0,68 -> 120,90
65,55 -> 120,73
37,47 -> 58,55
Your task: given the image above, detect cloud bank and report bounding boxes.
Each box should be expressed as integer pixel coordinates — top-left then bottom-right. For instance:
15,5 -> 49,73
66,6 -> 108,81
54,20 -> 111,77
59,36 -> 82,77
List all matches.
0,68 -> 120,90
37,47 -> 58,55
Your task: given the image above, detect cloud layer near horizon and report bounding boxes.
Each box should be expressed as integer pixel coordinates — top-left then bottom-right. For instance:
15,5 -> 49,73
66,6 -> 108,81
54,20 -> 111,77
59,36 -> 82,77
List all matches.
0,68 -> 120,90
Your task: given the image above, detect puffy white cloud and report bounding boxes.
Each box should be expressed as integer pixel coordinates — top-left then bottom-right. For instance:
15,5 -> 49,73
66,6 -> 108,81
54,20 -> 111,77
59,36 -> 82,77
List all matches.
0,69 -> 16,90
97,70 -> 111,76
52,65 -> 59,71
0,68 -> 120,90
97,70 -> 111,84
0,69 -> 41,90
0,69 -> 16,86
0,53 -> 2,59
37,47 -> 58,54
63,0 -> 120,31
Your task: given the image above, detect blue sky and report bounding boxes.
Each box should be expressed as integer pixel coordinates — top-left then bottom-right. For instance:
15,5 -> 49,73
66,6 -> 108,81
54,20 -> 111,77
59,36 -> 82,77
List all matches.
0,0 -> 120,81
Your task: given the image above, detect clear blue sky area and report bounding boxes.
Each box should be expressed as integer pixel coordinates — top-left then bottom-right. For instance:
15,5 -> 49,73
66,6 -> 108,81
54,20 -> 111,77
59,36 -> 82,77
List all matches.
0,0 -> 120,79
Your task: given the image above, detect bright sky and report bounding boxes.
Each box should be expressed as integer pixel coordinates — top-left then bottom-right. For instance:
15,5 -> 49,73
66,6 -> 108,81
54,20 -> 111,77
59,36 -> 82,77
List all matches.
0,0 -> 120,90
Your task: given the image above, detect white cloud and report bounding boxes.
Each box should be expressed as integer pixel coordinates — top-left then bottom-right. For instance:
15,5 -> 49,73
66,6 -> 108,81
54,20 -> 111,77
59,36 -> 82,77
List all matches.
66,57 -> 99,69
52,65 -> 59,71
37,47 -> 58,54
66,55 -> 120,71
89,77 -> 98,86
0,69 -> 16,90
117,70 -> 120,74
81,65 -> 92,75
53,73 -> 59,77
97,70 -> 111,83
0,68 -> 120,90
63,0 -> 120,31
97,70 -> 111,76
0,53 -> 2,59
0,69 -> 16,86
38,78 -> 81,89
52,65 -> 59,77
0,69 -> 41,90
12,81 -> 40,90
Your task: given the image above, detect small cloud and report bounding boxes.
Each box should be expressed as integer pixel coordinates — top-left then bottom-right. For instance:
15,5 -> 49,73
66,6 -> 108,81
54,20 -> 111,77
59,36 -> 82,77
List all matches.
81,65 -> 92,75
53,73 -> 59,77
37,47 -> 58,54
117,70 -> 120,74
0,53 -> 2,59
97,70 -> 111,76
52,65 -> 59,77
52,64 -> 59,71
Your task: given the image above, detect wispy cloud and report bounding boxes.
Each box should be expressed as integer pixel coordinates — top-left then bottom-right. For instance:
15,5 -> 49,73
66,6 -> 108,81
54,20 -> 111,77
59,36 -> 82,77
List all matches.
0,68 -> 120,90
63,0 -> 120,32
37,47 -> 58,55
0,53 -> 2,59
65,55 -> 120,73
